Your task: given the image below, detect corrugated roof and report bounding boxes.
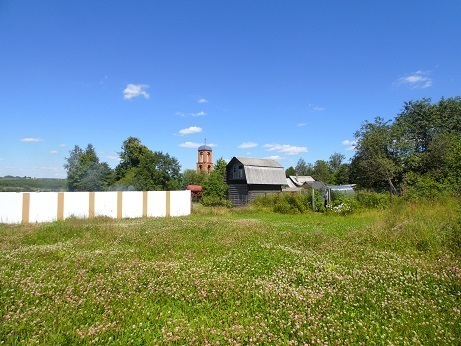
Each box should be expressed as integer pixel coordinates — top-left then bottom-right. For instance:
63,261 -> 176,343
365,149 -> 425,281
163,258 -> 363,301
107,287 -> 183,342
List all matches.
235,157 -> 283,168
244,166 -> 287,185
287,175 -> 315,187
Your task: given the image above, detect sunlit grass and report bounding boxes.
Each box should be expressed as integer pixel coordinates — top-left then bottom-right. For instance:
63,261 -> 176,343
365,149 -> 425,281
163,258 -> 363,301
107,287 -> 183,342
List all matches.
1,198 -> 460,344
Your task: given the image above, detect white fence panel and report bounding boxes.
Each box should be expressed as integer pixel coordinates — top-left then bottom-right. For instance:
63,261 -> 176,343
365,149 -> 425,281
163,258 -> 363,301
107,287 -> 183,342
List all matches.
94,192 -> 118,218
63,192 -> 89,219
29,192 -> 58,223
147,191 -> 166,217
0,192 -> 23,224
170,191 -> 191,217
122,191 -> 144,218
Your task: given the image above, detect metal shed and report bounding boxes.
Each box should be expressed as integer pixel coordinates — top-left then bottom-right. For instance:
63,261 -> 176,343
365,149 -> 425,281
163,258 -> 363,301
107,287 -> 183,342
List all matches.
226,157 -> 287,206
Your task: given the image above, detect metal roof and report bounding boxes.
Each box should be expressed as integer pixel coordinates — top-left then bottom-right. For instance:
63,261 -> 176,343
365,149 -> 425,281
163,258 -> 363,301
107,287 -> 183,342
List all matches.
287,175 -> 315,187
234,157 -> 283,168
227,157 -> 287,185
244,166 -> 287,185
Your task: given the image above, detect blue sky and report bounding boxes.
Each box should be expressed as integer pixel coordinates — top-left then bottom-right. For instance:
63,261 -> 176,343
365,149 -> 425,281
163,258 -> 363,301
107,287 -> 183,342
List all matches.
1,1 -> 460,178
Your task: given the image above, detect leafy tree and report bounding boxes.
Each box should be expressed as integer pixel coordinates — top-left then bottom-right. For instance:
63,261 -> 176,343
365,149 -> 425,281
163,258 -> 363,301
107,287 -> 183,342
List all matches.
64,144 -> 115,191
328,152 -> 350,185
115,137 -> 181,190
202,158 -> 229,206
285,166 -> 296,177
335,164 -> 351,185
181,169 -> 207,188
115,137 -> 150,181
295,158 -> 313,176
350,117 -> 400,193
328,152 -> 345,172
312,160 -> 333,184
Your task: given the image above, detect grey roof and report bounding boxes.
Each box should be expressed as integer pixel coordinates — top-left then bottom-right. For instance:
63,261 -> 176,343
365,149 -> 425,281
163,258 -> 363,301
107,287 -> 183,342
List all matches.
229,157 -> 286,185
235,157 -> 283,168
244,166 -> 287,185
198,145 -> 213,151
305,181 -> 326,190
287,175 -> 315,187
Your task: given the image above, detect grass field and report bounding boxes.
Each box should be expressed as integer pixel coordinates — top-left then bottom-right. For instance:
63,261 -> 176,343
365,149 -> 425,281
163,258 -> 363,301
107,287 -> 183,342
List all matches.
1,199 -> 460,345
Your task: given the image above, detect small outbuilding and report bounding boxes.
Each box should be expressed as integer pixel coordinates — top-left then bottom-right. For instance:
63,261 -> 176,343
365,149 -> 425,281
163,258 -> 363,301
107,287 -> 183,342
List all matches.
226,157 -> 287,206
186,184 -> 203,200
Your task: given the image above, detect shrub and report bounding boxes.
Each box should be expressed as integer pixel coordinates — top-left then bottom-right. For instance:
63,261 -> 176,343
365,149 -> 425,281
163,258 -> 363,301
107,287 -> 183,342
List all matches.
355,191 -> 389,209
201,195 -> 232,208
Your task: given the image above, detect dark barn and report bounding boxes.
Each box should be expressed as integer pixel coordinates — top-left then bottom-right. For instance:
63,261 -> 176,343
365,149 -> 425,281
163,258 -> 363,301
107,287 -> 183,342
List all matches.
226,157 -> 287,206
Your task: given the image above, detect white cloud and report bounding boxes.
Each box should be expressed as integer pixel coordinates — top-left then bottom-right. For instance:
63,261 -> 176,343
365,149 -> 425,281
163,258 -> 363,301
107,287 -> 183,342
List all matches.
177,111 -> 207,117
198,98 -> 207,103
342,139 -> 357,151
180,142 -> 202,148
264,155 -> 282,160
192,111 -> 207,117
297,123 -> 307,127
179,126 -> 202,136
180,141 -> 217,148
395,71 -> 432,89
238,142 -> 258,149
21,137 -> 42,142
58,144 -> 66,147
123,83 -> 150,100
309,104 -> 325,112
263,143 -> 308,155
50,150 -> 58,154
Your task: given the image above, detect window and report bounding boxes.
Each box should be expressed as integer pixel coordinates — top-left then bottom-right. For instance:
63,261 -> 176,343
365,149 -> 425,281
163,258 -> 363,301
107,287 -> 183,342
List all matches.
232,165 -> 244,179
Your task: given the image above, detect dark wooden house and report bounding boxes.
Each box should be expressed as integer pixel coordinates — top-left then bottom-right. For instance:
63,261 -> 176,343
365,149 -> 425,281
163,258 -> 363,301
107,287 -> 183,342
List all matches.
226,157 -> 287,206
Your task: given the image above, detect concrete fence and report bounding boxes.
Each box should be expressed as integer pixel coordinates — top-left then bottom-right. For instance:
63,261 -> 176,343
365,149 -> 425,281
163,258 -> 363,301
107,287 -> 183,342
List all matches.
0,190 -> 191,224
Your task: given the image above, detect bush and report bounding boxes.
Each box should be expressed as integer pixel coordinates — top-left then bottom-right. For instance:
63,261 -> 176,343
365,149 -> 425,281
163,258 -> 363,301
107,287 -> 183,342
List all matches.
329,193 -> 358,215
355,191 -> 389,209
201,195 -> 232,208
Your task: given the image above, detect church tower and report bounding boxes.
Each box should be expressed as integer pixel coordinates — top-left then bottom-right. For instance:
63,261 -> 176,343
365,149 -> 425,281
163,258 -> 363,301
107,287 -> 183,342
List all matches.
196,142 -> 213,173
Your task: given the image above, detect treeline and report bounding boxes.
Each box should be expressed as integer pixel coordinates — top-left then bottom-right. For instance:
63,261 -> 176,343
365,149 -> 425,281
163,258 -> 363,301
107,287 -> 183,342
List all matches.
287,96 -> 461,197
65,137 -> 182,192
0,177 -> 67,192
65,136 -> 229,205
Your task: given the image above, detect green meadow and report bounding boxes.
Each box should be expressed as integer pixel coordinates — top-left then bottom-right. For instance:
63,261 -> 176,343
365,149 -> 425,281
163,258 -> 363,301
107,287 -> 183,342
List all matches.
1,198 -> 460,345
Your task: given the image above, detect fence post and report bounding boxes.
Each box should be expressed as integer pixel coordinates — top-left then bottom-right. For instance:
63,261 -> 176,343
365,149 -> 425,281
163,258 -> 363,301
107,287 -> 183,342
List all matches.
89,192 -> 95,218
117,191 -> 123,219
57,192 -> 64,220
143,191 -> 148,217
166,191 -> 171,217
22,193 -> 30,224
312,188 -> 315,211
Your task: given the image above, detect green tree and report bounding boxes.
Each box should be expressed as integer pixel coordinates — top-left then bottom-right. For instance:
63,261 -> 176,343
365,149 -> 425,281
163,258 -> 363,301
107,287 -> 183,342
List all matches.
115,137 -> 150,181
64,144 -> 115,191
335,163 -> 351,185
328,152 -> 345,172
393,96 -> 461,185
181,169 -> 207,188
115,137 -> 181,190
202,158 -> 229,206
312,160 -> 333,184
350,117 -> 400,193
295,158 -> 313,176
285,166 -> 296,177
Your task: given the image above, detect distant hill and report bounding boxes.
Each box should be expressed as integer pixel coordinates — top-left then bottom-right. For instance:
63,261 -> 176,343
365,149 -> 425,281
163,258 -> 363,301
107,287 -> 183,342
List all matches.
0,177 -> 67,192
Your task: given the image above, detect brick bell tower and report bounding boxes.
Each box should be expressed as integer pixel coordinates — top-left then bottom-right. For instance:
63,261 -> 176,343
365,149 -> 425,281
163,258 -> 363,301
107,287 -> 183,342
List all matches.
196,141 -> 213,173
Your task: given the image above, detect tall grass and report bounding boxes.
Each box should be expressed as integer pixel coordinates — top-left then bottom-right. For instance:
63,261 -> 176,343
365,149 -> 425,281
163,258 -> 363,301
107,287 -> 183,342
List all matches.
1,198 -> 460,344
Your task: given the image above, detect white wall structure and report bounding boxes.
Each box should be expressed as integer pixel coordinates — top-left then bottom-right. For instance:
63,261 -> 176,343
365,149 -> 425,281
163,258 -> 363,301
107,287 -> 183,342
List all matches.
0,190 -> 191,224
